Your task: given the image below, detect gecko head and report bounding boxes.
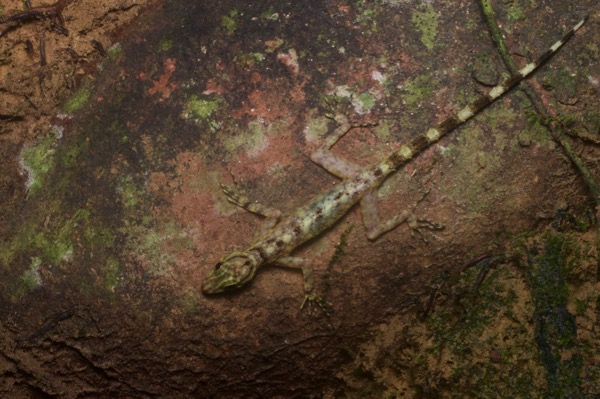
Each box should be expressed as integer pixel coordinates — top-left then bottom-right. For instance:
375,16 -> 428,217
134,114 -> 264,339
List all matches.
202,251 -> 259,294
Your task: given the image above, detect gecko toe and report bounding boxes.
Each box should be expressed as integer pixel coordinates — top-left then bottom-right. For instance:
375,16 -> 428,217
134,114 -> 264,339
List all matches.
301,293 -> 332,317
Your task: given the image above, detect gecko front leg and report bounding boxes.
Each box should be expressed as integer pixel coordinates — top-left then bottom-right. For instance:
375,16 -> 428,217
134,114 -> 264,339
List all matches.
273,256 -> 330,315
221,179 -> 282,232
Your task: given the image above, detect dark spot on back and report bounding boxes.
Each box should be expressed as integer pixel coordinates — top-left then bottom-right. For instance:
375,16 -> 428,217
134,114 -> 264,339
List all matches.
472,95 -> 492,112
438,116 -> 460,133
257,247 -> 268,259
410,135 -> 429,152
388,152 -> 406,168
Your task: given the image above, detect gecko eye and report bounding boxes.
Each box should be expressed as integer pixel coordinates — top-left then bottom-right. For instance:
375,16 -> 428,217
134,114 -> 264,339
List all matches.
214,262 -> 222,270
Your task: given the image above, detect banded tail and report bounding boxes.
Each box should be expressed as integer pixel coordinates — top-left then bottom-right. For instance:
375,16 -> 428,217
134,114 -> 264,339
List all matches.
380,17 -> 587,172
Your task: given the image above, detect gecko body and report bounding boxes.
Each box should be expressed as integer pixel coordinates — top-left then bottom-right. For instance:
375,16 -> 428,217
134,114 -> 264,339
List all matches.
202,18 -> 586,305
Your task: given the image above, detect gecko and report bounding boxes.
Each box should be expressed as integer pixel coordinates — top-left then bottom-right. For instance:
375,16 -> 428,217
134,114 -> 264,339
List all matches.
202,17 -> 587,308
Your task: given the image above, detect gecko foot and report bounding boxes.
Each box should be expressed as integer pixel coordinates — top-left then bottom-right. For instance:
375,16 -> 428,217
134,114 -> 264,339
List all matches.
220,169 -> 282,226
301,293 -> 332,317
220,182 -> 249,209
220,170 -> 245,205
407,217 -> 444,242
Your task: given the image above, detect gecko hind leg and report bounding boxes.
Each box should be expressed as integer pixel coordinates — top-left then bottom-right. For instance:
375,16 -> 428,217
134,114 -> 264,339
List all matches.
361,189 -> 443,241
273,256 -> 331,316
312,115 -> 440,239
310,114 -> 375,179
221,180 -> 282,232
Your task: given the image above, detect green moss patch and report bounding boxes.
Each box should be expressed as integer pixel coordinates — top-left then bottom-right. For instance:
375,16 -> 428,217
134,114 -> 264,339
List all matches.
220,10 -> 239,35
15,257 -> 44,299
19,127 -> 62,196
64,87 -> 90,114
182,95 -> 221,120
412,5 -> 439,51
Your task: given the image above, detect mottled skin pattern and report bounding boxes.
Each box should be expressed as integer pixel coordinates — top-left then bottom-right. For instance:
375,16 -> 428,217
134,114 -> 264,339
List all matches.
202,18 -> 586,308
